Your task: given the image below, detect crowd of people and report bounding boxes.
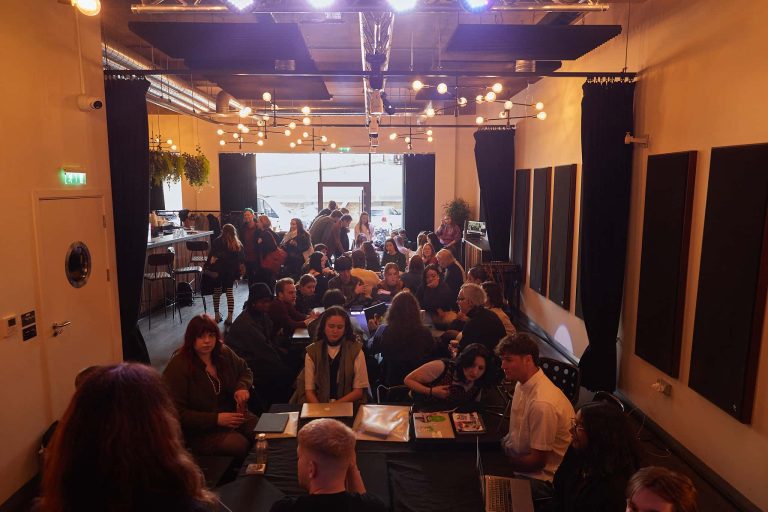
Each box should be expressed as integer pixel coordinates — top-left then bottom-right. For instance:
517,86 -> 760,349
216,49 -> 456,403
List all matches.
36,201 -> 701,511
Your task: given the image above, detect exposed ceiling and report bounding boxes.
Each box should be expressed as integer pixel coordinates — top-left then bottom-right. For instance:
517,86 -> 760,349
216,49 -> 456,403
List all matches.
101,0 -> 627,119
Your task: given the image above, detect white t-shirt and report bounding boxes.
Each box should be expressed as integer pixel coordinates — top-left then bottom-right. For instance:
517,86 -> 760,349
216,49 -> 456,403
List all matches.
489,307 -> 517,337
502,369 -> 574,482
304,344 -> 370,392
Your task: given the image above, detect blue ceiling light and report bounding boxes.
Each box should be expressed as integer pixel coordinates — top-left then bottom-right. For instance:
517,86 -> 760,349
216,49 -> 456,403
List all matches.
307,0 -> 335,8
386,0 -> 418,13
459,0 -> 492,13
223,0 -> 255,12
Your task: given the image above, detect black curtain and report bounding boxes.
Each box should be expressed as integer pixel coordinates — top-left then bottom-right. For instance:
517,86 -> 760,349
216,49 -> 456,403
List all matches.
149,182 -> 165,211
219,153 -> 257,213
474,128 -> 515,260
578,79 -> 635,391
105,77 -> 151,363
403,154 -> 435,237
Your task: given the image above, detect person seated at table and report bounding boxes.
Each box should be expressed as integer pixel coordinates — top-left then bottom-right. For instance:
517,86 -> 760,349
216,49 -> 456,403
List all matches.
292,306 -> 370,405
482,280 -> 517,337
400,254 -> 424,293
226,284 -> 294,408
380,237 -> 407,271
305,251 -> 334,299
404,343 -> 492,409
552,402 -> 642,512
416,263 -> 457,327
280,218 -> 312,280
312,243 -> 334,269
369,290 -> 437,387
437,248 -> 466,297
40,363 -> 217,512
269,418 -> 386,512
466,265 -> 489,285
497,334 -> 575,502
418,240 -> 439,266
361,240 -> 380,271
448,283 -> 507,356
163,314 -> 259,458
328,256 -> 366,307
307,289 -> 366,342
269,278 -> 319,339
625,467 -> 698,512
350,250 -> 381,298
296,274 -> 320,314
372,262 -> 404,304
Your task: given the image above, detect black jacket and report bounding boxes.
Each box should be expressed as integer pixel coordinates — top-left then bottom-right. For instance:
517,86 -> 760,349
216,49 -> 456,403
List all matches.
457,306 -> 506,353
552,447 -> 634,512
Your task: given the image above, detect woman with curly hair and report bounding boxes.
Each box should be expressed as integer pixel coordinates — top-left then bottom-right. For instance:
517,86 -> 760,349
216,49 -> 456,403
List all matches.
40,363 -> 217,512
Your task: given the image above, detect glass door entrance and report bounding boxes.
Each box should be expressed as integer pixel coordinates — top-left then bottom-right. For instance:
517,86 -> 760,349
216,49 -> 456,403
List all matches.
318,182 -> 371,233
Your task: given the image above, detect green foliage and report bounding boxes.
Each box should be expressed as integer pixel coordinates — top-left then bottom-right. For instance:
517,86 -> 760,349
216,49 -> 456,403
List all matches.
149,149 -> 179,187
443,197 -> 472,228
183,145 -> 211,187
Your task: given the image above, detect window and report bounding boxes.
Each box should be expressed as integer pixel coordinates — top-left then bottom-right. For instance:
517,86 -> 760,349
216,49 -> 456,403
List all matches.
162,179 -> 183,211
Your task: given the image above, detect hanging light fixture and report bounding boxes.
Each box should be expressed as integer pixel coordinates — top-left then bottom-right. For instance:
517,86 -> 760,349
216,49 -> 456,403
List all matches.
458,0 -> 490,14
411,80 -> 424,91
386,0 -> 417,12
70,0 -> 101,16
223,0 -> 255,12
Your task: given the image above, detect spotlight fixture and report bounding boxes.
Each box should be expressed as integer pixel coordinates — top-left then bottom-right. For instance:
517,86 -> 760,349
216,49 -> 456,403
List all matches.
71,0 -> 101,16
458,0 -> 490,13
223,0 -> 255,12
412,80 -> 424,91
301,106 -> 311,115
262,92 -> 272,102
436,83 -> 448,95
307,0 -> 334,8
386,0 -> 417,12
491,83 -> 503,94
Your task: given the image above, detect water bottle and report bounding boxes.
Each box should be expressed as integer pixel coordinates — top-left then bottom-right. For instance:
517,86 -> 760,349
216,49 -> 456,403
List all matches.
255,433 -> 268,466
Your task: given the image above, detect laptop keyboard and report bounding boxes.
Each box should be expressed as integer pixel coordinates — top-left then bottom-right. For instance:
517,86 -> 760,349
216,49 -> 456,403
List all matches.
487,477 -> 513,512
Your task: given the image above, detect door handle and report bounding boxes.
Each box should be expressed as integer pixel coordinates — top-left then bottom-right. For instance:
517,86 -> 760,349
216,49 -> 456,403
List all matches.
52,321 -> 71,337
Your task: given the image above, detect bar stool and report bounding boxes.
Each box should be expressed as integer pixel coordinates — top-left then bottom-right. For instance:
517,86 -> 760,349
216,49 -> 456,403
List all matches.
143,251 -> 182,330
174,241 -> 208,313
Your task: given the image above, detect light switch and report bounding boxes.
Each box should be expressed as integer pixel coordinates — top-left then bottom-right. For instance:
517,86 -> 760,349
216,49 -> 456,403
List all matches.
1,315 -> 17,338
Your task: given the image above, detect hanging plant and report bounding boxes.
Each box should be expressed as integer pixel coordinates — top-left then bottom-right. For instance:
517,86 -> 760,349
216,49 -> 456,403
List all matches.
149,149 -> 183,187
443,197 -> 472,229
184,145 -> 211,187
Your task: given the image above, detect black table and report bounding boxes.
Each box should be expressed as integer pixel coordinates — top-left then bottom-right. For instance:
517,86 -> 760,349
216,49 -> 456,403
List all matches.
220,403 -> 514,512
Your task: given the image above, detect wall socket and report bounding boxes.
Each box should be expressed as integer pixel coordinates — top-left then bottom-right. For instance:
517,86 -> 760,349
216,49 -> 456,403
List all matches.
1,315 -> 17,338
651,378 -> 672,396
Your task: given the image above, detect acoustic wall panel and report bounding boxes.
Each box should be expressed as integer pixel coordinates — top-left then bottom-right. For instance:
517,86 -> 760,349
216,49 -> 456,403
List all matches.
635,152 -> 697,377
530,167 -> 552,296
690,143 -> 768,423
512,169 -> 531,284
548,164 -> 577,309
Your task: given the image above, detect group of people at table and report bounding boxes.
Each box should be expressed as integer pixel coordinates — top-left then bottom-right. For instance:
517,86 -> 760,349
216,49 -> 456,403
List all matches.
36,203 -> 700,511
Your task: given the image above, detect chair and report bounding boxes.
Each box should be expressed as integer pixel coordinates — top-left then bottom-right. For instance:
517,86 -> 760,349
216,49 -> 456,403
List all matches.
593,390 -> 625,411
376,384 -> 412,404
143,251 -> 182,329
539,357 -> 581,405
173,242 -> 209,313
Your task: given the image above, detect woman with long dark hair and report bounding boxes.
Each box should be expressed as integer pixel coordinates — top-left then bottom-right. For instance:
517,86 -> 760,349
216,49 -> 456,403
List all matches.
404,343 -> 491,408
552,402 -> 643,512
354,211 -> 372,242
370,291 -> 436,386
208,223 -> 244,325
416,263 -> 457,326
40,363 -> 216,511
362,240 -> 381,271
306,251 -> 334,301
293,306 -> 369,405
280,217 -> 312,279
381,237 -> 406,271
418,241 -> 438,266
163,315 -> 258,458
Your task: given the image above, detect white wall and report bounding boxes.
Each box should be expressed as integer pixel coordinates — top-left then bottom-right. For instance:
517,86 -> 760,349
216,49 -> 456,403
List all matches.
513,0 -> 768,507
0,0 -> 122,502
152,114 -> 482,225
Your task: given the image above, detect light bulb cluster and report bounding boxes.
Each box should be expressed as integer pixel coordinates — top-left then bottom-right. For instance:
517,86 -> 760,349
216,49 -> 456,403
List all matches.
388,129 -> 434,150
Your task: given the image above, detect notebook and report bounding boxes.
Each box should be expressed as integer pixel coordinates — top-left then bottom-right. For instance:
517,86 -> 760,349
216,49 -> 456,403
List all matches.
412,411 -> 455,439
300,401 -> 354,419
253,413 -> 290,433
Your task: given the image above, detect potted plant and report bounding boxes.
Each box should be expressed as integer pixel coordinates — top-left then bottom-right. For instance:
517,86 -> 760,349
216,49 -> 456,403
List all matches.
183,145 -> 210,187
443,197 -> 471,229
149,149 -> 183,187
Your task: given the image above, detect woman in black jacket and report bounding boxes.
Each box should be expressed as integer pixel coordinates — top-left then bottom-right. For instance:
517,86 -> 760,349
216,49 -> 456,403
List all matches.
280,218 -> 312,279
208,223 -> 244,325
552,401 -> 642,512
380,238 -> 406,271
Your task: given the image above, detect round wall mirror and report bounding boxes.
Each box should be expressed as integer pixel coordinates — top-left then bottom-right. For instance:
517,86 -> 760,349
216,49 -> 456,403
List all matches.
65,241 -> 91,288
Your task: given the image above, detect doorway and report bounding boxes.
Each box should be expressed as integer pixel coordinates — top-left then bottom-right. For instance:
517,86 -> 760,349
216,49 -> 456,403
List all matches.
318,182 -> 371,231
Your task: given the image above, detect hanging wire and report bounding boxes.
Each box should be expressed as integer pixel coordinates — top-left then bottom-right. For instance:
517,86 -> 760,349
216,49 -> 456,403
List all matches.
622,0 -> 632,73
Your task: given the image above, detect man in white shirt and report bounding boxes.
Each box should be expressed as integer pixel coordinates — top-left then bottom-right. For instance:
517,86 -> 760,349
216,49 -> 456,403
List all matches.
496,333 -> 575,500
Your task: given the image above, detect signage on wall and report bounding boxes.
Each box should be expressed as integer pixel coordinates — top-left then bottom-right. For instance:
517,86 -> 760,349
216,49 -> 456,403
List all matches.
60,167 -> 87,186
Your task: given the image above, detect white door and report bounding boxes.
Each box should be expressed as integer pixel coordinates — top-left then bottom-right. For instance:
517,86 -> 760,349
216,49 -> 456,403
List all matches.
35,195 -> 118,417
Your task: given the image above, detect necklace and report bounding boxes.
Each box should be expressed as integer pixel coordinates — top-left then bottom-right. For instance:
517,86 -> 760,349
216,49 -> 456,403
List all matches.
206,370 -> 221,395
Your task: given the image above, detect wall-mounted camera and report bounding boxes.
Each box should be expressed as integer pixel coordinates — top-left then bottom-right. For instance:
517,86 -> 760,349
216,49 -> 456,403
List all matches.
77,95 -> 104,111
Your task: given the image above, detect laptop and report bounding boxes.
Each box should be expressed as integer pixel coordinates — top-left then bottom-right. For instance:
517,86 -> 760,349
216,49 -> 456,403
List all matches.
363,301 -> 389,322
300,401 -> 354,419
349,310 -> 371,338
476,438 -> 534,512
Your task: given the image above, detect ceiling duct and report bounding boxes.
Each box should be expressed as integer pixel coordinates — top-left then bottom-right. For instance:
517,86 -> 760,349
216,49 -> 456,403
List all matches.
515,60 -> 537,73
216,91 -> 235,113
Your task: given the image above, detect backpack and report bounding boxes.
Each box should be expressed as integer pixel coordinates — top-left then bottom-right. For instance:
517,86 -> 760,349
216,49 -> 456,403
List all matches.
176,281 -> 194,306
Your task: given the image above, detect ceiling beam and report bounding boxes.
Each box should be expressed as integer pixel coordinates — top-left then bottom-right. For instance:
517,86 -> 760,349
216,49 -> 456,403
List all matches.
105,69 -> 636,78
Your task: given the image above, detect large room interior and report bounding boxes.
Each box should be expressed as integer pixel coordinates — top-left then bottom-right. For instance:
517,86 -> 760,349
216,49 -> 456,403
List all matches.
1,0 -> 767,510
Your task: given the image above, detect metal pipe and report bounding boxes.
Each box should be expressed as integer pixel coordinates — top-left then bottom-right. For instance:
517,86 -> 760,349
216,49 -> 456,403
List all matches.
104,69 -> 635,78
131,2 -> 609,14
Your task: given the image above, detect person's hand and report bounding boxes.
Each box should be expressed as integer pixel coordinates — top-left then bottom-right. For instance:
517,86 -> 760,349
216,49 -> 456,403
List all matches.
209,256 -> 218,265
234,389 -> 250,407
431,385 -> 451,399
217,412 -> 245,428
457,311 -> 468,322
367,314 -> 381,333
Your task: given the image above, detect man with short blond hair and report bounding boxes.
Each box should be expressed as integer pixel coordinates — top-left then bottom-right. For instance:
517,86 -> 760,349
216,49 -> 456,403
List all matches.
270,419 -> 386,511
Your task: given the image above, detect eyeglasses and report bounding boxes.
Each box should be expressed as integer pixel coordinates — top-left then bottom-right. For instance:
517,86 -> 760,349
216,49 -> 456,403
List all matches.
569,418 -> 585,432
457,296 -> 466,302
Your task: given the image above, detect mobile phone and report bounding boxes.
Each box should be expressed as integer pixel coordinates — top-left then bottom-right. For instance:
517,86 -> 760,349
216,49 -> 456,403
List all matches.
246,463 -> 266,475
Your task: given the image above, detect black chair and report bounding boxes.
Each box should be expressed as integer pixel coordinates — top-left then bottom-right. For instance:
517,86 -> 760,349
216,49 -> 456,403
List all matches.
143,251 -> 182,329
173,241 -> 209,313
593,390 -> 625,411
539,357 -> 581,406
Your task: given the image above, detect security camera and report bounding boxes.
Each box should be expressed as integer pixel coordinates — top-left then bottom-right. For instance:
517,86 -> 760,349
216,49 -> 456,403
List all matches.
77,95 -> 104,111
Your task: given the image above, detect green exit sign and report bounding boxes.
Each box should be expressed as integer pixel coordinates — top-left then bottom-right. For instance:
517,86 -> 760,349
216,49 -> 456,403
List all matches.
338,147 -> 351,153
61,169 -> 87,186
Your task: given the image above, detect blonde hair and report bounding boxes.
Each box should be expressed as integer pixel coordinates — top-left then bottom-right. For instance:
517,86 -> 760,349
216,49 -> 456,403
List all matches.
221,224 -> 243,252
298,418 -> 355,463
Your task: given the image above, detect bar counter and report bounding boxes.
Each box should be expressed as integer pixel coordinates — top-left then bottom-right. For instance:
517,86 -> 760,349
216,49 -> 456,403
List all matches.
147,229 -> 213,249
